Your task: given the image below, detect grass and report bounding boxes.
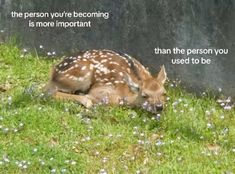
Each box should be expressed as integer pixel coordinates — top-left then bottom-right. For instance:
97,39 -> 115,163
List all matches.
0,42 -> 234,174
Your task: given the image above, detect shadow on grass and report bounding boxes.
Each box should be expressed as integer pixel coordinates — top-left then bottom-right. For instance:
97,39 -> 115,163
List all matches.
169,126 -> 206,142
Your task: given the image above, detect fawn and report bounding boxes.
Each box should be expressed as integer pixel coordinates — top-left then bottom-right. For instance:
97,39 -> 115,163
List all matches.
44,50 -> 167,113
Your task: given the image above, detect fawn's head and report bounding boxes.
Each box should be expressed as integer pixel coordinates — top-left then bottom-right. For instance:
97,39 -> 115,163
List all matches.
141,66 -> 167,112
126,65 -> 167,113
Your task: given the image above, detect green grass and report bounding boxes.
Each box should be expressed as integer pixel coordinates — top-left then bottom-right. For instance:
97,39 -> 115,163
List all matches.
0,42 -> 234,174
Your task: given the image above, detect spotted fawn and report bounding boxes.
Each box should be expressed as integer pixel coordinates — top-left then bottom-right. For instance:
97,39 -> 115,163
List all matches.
44,50 -> 167,113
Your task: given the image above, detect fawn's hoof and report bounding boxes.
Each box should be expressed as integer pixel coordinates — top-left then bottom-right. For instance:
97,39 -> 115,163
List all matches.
82,99 -> 93,108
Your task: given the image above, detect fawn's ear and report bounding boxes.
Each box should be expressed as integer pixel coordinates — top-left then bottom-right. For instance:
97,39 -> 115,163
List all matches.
156,65 -> 167,84
123,73 -> 140,93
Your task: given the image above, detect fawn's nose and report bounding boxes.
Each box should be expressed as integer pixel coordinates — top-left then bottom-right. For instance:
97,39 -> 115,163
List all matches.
155,103 -> 163,111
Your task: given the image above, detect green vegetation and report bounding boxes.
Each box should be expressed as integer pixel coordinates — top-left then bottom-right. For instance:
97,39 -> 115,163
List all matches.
0,42 -> 234,174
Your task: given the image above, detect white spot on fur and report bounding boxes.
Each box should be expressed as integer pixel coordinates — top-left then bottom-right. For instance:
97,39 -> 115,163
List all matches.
78,77 -> 84,81
98,51 -> 104,55
109,62 -> 119,65
99,66 -> 110,74
85,72 -> 91,77
91,59 -> 100,64
89,64 -> 94,70
81,66 -> 87,71
101,54 -> 108,58
107,52 -> 112,55
101,59 -> 108,63
96,70 -> 101,74
105,82 -> 113,85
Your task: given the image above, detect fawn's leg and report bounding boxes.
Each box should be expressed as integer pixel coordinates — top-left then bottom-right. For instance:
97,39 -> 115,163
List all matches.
53,91 -> 94,108
88,85 -> 136,106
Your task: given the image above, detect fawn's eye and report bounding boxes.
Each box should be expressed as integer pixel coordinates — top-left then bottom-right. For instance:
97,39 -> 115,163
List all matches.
141,92 -> 148,98
162,89 -> 167,96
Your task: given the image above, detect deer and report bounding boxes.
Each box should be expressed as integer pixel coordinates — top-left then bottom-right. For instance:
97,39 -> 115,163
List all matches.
44,50 -> 167,113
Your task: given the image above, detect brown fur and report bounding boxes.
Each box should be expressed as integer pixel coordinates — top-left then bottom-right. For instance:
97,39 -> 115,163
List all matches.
44,50 -> 167,112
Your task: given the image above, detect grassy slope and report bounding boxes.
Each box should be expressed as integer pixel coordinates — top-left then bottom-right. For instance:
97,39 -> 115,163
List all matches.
0,43 -> 234,174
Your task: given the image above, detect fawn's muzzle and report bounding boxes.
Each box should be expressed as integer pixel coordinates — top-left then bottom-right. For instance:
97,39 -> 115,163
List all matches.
155,103 -> 163,111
